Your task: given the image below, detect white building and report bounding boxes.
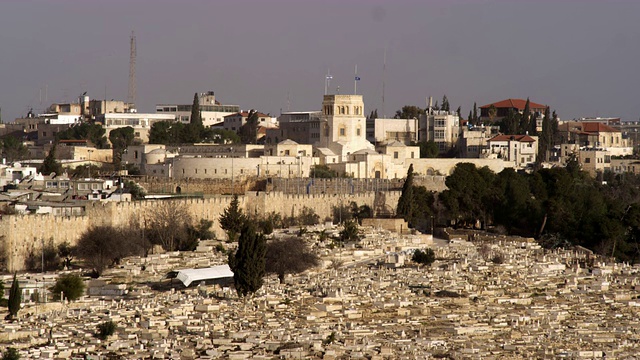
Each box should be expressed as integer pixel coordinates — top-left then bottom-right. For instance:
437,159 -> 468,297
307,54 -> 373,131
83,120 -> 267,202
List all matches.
156,91 -> 240,127
97,112 -> 176,143
223,111 -> 278,132
366,118 -> 418,146
486,134 -> 538,168
420,111 -> 460,153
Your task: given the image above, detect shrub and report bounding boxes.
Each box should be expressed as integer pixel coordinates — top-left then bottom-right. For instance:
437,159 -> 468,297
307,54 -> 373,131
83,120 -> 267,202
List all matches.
265,237 -> 320,283
51,273 -> 85,301
339,220 -> 360,243
97,320 -> 117,340
297,207 -> 320,226
412,248 -> 436,266
1,347 -> 19,360
491,252 -> 505,264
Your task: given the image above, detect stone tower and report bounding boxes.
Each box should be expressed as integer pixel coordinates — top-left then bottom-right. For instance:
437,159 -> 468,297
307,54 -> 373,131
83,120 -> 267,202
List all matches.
319,94 -> 374,159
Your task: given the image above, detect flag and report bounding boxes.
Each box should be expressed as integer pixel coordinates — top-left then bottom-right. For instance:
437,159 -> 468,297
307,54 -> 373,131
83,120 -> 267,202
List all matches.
355,76 -> 361,81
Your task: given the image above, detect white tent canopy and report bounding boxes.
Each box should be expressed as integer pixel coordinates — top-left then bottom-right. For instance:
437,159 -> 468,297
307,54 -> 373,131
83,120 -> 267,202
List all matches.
175,265 -> 234,287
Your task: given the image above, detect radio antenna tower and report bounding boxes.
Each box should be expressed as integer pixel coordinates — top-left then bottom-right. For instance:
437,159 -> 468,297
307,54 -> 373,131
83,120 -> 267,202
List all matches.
127,31 -> 137,108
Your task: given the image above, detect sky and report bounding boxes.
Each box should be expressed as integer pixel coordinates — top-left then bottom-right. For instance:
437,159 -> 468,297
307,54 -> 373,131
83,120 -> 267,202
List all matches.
1,0 -> 640,122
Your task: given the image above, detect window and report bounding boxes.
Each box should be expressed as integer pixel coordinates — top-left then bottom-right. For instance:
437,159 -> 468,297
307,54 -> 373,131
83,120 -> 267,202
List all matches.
585,158 -> 591,163
434,130 -> 445,140
411,152 -> 415,158
285,150 -> 290,155
340,128 -> 345,136
356,128 -> 361,136
434,119 -> 446,127
394,151 -> 399,159
43,132 -> 47,137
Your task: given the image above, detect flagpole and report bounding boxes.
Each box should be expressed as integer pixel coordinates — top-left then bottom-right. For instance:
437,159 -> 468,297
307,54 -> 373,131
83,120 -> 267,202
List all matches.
354,65 -> 358,95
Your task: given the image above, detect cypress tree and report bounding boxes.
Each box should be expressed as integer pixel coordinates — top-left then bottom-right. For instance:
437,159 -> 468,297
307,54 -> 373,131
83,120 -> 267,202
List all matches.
190,92 -> 202,126
8,273 -> 20,319
397,164 -> 415,222
219,195 -> 246,242
520,98 -> 531,135
472,102 -> 478,124
539,106 -> 552,162
228,222 -> 266,297
39,143 -> 62,176
441,95 -> 450,112
183,93 -> 203,143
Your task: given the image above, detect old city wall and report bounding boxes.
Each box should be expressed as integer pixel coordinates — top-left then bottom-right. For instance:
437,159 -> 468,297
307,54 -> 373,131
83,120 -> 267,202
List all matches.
0,190 -> 399,271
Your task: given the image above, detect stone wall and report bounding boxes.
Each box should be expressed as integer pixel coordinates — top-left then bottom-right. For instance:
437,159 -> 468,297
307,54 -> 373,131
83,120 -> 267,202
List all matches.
0,190 -> 400,271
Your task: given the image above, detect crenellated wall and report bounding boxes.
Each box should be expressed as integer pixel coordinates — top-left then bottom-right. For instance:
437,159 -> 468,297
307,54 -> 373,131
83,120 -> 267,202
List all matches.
0,190 -> 399,271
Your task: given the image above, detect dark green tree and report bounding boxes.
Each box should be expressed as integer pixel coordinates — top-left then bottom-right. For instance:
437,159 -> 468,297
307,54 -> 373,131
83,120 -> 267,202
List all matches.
219,195 -> 246,242
1,347 -> 19,360
148,121 -> 185,144
209,128 -> 240,144
109,126 -> 135,168
57,241 -> 74,269
412,248 -> 435,266
467,110 -> 473,123
239,110 -> 259,144
472,102 -> 478,124
265,237 -> 320,283
418,140 -> 439,158
39,143 -> 62,175
440,163 -> 497,228
97,321 -> 117,340
183,93 -> 204,143
0,135 -> 28,162
339,219 -> 361,243
310,164 -> 338,178
57,122 -> 108,149
8,273 -> 20,319
519,98 -> 531,135
397,164 -> 415,220
441,95 -> 450,112
51,273 -> 85,301
539,107 -> 552,162
456,106 -> 461,118
228,222 -> 266,297
369,109 -> 379,119
394,106 -> 424,120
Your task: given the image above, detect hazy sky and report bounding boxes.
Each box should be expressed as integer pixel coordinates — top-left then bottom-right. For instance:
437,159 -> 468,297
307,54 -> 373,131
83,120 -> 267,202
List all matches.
1,0 -> 640,122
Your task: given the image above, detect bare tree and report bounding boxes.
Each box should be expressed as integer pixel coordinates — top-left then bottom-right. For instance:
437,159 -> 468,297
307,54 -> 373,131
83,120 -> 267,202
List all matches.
265,237 -> 320,283
75,225 -> 137,277
146,201 -> 193,251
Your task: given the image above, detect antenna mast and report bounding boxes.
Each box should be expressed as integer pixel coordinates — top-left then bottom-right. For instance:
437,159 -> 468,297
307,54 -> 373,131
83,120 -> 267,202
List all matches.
128,31 -> 137,108
382,47 -> 386,118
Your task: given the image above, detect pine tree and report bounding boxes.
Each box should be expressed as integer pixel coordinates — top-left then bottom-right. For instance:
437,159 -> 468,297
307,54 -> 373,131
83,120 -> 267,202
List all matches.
397,164 -> 415,222
39,143 -> 62,176
219,195 -> 246,242
441,95 -> 450,112
8,273 -> 20,319
456,106 -> 461,118
228,222 -> 266,297
467,110 -> 473,124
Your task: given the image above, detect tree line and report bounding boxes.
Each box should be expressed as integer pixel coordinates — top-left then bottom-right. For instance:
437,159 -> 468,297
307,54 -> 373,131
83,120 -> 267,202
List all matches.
397,162 -> 640,263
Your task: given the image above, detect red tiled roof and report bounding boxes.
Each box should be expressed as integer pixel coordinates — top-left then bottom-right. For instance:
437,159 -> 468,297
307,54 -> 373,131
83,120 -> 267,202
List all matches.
480,99 -> 547,110
488,134 -> 536,142
581,122 -> 620,133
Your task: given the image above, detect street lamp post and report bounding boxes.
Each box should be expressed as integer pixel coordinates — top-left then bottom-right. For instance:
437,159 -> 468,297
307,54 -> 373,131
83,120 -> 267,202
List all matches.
230,147 -> 234,194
